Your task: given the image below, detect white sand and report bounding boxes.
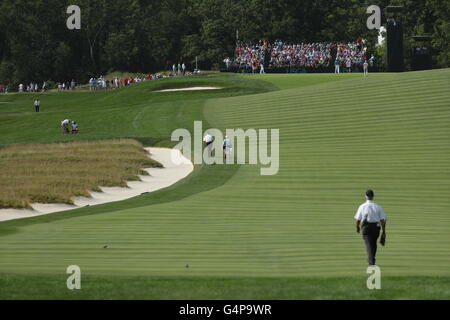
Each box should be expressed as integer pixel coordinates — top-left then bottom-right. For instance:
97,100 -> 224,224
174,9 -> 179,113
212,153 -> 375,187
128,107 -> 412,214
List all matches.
0,148 -> 193,222
153,86 -> 222,92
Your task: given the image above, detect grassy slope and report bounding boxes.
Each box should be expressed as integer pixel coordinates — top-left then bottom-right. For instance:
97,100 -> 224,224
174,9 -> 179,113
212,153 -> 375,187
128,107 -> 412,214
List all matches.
0,71 -> 449,299
245,73 -> 363,90
205,70 -> 450,277
0,73 -> 273,147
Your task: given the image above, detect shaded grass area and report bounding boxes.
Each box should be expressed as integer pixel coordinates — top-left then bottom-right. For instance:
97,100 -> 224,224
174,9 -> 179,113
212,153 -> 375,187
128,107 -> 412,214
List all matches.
0,273 -> 449,300
0,139 -> 160,209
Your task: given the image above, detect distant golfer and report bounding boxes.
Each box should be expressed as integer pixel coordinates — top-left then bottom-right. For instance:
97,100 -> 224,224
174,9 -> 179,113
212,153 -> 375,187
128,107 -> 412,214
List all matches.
363,60 -> 369,77
61,119 -> 71,134
354,190 -> 387,266
334,59 -> 340,74
34,99 -> 41,112
223,136 -> 232,162
71,121 -> 79,134
203,133 -> 214,158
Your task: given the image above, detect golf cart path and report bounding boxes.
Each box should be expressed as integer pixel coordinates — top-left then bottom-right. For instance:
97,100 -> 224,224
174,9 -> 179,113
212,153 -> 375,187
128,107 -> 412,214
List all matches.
0,148 -> 193,222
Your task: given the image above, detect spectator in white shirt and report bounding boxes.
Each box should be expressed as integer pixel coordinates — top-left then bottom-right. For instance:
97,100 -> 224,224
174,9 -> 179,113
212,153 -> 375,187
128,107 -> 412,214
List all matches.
34,99 -> 41,112
354,189 -> 387,266
346,58 -> 352,72
363,60 -> 369,77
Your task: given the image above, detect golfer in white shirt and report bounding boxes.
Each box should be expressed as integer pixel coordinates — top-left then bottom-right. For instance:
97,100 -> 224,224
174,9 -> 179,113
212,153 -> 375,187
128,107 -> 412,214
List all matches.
61,119 -> 71,134
223,136 -> 232,162
354,189 -> 387,266
203,133 -> 214,158
34,99 -> 40,112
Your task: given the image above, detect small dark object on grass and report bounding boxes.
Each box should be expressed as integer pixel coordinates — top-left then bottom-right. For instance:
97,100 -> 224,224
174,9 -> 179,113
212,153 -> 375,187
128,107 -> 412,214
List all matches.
103,245 -> 109,249
185,264 -> 189,269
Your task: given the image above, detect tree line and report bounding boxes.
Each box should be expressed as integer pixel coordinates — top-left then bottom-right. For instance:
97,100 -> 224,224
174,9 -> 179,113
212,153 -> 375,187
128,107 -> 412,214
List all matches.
0,0 -> 448,85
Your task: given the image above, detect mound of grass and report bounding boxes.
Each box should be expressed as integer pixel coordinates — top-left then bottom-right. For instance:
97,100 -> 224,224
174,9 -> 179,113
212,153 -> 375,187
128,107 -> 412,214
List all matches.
0,139 -> 161,209
0,73 -> 277,148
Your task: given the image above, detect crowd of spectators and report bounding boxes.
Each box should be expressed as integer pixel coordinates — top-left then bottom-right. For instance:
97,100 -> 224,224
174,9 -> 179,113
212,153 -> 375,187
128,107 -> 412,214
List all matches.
0,84 -> 8,93
225,40 -> 269,72
88,74 -> 169,90
0,62 -> 198,94
226,39 -> 371,72
334,40 -> 369,70
269,41 -> 333,68
1,70 -> 196,94
57,80 -> 76,91
14,81 -> 50,93
88,71 -> 195,91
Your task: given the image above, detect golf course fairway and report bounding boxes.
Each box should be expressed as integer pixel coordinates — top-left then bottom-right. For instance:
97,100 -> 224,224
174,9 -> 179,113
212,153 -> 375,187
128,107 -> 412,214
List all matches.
0,70 -> 449,299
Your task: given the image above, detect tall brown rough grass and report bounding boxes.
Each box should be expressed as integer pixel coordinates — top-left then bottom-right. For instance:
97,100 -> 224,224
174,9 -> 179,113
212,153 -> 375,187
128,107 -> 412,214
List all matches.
0,139 -> 162,209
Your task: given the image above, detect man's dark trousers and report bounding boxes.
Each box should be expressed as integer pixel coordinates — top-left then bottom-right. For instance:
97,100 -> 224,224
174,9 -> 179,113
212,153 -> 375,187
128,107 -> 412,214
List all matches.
362,222 -> 380,265
35,105 -> 40,112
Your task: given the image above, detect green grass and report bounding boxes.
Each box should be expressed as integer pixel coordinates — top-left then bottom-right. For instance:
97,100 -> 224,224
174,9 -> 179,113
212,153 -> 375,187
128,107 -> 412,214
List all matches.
1,274 -> 449,300
0,73 -> 276,147
243,72 -> 363,90
0,71 -> 449,299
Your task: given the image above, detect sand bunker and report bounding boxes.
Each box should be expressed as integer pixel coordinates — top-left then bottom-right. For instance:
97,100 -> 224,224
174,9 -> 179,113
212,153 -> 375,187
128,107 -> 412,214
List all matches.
153,86 -> 222,92
0,148 -> 193,222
